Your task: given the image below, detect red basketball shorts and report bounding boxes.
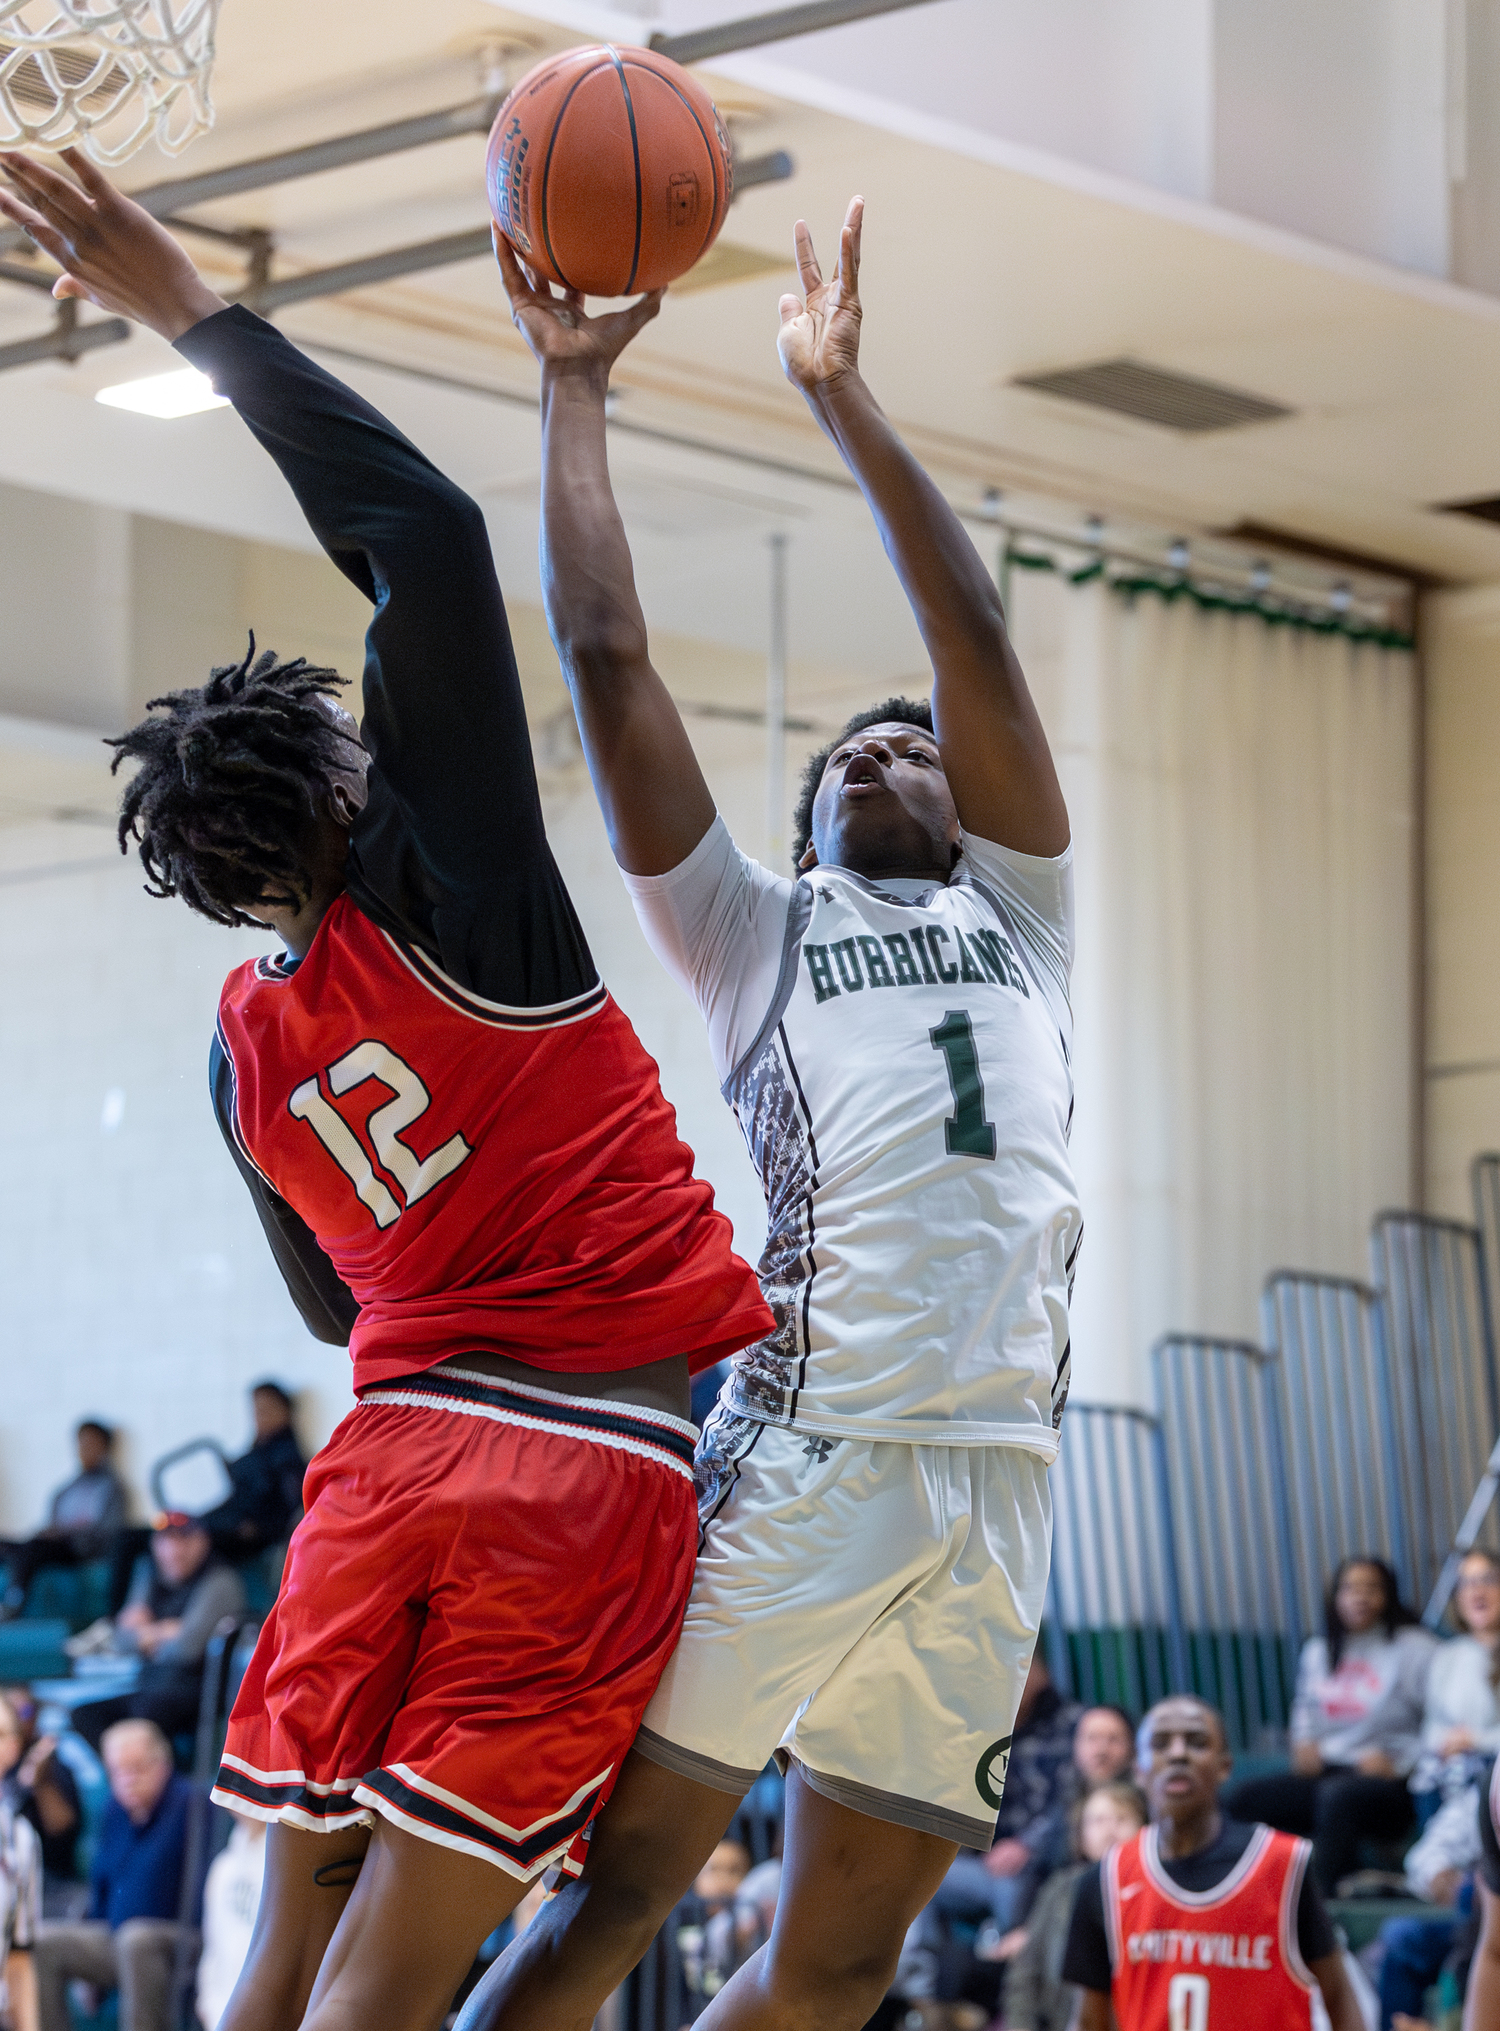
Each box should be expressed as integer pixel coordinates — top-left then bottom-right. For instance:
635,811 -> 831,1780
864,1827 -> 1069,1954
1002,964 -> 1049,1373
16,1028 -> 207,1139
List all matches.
211,1363 -> 698,1879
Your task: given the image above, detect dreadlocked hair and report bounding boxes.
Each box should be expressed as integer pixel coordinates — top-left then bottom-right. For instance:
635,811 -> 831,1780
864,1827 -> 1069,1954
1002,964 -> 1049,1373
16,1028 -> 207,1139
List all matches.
790,694 -> 934,870
106,636 -> 358,929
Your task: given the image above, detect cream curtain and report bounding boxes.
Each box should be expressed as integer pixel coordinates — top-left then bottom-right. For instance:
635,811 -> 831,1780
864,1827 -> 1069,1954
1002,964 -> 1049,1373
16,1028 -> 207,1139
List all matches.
1007,573 -> 1417,1405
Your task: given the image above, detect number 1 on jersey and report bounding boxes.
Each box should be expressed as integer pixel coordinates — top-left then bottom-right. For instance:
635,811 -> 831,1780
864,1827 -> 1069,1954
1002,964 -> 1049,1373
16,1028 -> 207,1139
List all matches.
929,1010 -> 997,1160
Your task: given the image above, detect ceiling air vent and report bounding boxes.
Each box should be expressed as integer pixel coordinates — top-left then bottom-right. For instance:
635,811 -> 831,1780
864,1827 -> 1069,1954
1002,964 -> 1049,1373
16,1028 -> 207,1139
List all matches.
1438,495 -> 1500,524
1012,358 -> 1293,434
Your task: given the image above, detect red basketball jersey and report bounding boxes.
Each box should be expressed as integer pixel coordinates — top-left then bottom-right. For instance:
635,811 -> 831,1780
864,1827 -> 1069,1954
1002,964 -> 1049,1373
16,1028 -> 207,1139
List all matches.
216,895 -> 773,1391
1103,1824 -> 1318,2031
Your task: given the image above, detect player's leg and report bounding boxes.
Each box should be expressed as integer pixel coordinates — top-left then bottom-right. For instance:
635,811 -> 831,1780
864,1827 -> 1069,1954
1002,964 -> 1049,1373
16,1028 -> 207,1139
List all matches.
216,1823 -> 371,2031
700,1762 -> 958,2031
722,1440 -> 1049,2031
459,1418 -> 928,2031
453,1746 -> 742,2031
299,1817 -> 532,2031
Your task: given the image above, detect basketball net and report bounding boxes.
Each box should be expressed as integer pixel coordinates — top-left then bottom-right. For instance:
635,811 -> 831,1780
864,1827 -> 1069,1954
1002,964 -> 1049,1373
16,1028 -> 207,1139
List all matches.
0,0 -> 221,162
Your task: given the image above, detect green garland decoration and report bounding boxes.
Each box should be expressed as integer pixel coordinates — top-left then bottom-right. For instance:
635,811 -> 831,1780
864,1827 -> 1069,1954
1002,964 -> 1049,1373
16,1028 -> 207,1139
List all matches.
1001,544 -> 1413,652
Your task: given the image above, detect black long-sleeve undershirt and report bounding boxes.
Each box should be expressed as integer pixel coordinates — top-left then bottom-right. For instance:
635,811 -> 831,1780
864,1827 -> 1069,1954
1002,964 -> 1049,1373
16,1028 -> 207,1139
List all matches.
177,307 -> 595,1343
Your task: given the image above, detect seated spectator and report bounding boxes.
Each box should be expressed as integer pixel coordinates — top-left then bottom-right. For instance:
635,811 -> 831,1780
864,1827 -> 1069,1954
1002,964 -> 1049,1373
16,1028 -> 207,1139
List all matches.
1003,1779 -> 1148,2031
673,1838 -> 754,2022
1226,1555 -> 1436,1894
199,1383 -> 305,1566
0,1691 -> 80,1892
1414,1551 -> 1500,1803
1062,1694 -> 1364,2031
1374,1873 -> 1475,2031
33,1720 -> 204,2031
71,1516 -> 248,1754
0,1423 -> 126,1619
1011,1703 -> 1137,1880
0,1791 -> 40,2031
194,1814 -> 266,2031
925,1666 -> 1106,1940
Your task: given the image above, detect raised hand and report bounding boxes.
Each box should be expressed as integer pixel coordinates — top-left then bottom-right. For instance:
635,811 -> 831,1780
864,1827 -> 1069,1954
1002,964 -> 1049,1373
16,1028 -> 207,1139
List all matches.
494,228 -> 662,378
777,195 -> 864,398
0,146 -> 225,340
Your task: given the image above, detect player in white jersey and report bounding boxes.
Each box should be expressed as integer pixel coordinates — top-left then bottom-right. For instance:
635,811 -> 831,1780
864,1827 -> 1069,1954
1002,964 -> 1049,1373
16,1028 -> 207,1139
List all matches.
462,199 -> 1080,2031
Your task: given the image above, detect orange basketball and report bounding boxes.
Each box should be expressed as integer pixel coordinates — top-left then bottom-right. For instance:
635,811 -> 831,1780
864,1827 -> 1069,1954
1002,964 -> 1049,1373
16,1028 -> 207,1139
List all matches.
487,45 -> 734,297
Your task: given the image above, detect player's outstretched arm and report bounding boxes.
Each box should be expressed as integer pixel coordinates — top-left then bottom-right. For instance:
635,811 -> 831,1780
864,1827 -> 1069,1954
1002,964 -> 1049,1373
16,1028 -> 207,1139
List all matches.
497,234 -> 715,878
0,150 -> 562,961
779,198 -> 1068,859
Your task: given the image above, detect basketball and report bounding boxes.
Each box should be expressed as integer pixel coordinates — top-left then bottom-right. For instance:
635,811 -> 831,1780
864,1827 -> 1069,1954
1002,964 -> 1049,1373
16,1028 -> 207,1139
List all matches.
486,45 -> 734,298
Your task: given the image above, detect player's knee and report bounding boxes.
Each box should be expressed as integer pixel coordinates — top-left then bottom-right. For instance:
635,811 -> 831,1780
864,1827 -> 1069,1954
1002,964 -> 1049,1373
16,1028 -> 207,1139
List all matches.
763,1936 -> 901,2031
567,1865 -> 681,1942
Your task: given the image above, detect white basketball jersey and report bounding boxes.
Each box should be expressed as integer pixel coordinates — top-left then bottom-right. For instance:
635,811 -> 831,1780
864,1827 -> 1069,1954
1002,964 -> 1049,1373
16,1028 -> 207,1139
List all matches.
722,848 -> 1087,1454
624,820 -> 1081,1453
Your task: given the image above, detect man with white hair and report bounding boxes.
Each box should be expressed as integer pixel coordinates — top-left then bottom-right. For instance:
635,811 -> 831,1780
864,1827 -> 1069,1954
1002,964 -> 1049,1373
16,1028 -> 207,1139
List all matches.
33,1721 -> 204,2031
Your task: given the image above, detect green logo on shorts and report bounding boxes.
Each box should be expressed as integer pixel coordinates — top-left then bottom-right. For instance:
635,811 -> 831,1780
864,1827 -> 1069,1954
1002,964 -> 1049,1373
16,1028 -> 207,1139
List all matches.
974,1735 -> 1013,1810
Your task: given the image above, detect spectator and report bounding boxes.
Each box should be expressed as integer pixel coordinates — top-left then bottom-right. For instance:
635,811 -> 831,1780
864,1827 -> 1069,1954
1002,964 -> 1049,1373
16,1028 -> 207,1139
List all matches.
0,1691 -> 80,1891
199,1383 -> 305,1566
33,1720 -> 204,2031
1062,1694 -> 1364,2030
0,1793 -> 40,2031
0,1423 -> 127,1620
1226,1555 -> 1436,1894
673,1838 -> 754,2022
1400,1551 -> 1500,1911
1013,1703 -> 1137,1879
194,1814 -> 265,2031
71,1516 -> 247,1754
1374,1874 -> 1475,2031
1415,1551 -> 1500,1803
1004,1779 -> 1148,2031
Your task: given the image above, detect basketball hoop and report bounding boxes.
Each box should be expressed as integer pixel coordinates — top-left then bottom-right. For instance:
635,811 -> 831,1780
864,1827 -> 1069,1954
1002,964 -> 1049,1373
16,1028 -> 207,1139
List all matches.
0,0 -> 222,163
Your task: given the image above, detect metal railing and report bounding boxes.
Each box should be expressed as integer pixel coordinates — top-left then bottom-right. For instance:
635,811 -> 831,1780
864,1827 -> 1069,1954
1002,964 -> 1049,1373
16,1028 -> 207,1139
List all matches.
1045,1402 -> 1184,1712
1151,1336 -> 1301,1749
1371,1210 -> 1499,1599
1263,1271 -> 1415,1620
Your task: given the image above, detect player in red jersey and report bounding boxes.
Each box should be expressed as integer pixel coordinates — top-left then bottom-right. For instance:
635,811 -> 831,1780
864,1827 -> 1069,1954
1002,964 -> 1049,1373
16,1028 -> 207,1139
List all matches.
1062,1696 -> 1363,2030
0,150 -> 771,2031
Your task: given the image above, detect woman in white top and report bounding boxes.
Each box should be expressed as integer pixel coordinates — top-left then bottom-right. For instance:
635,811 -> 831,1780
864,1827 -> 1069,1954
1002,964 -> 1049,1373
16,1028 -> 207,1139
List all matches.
1395,1549 -> 1500,1905
1225,1557 -> 1436,1893
1414,1550 -> 1500,1798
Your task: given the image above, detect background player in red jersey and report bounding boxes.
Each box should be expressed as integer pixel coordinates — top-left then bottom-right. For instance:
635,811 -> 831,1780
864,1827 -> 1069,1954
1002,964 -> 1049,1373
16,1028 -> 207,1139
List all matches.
1062,1696 -> 1363,2031
0,148 -> 771,2031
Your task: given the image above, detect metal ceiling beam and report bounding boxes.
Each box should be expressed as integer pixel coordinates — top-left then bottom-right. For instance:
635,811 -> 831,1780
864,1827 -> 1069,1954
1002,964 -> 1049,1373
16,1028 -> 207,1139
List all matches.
653,0 -> 947,64
124,97 -> 502,218
0,307 -> 129,371
0,146 -> 796,370
239,227 -> 496,313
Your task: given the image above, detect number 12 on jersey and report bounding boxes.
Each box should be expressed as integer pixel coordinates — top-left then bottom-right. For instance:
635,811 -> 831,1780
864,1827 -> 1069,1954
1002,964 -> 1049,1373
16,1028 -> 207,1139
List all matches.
929,1010 -> 997,1159
289,1040 -> 473,1229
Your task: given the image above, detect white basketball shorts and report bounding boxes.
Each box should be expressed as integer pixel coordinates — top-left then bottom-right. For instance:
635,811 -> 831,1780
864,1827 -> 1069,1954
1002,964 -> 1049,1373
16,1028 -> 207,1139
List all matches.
635,1404 -> 1052,1849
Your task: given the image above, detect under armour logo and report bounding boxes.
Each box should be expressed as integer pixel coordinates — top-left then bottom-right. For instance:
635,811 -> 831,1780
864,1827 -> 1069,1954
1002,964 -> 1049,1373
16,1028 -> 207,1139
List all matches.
818,887 -> 835,903
801,1437 -> 834,1464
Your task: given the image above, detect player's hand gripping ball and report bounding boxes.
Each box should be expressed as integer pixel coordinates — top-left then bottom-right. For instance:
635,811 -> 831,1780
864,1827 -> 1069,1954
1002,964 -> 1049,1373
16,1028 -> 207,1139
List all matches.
487,45 -> 734,298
